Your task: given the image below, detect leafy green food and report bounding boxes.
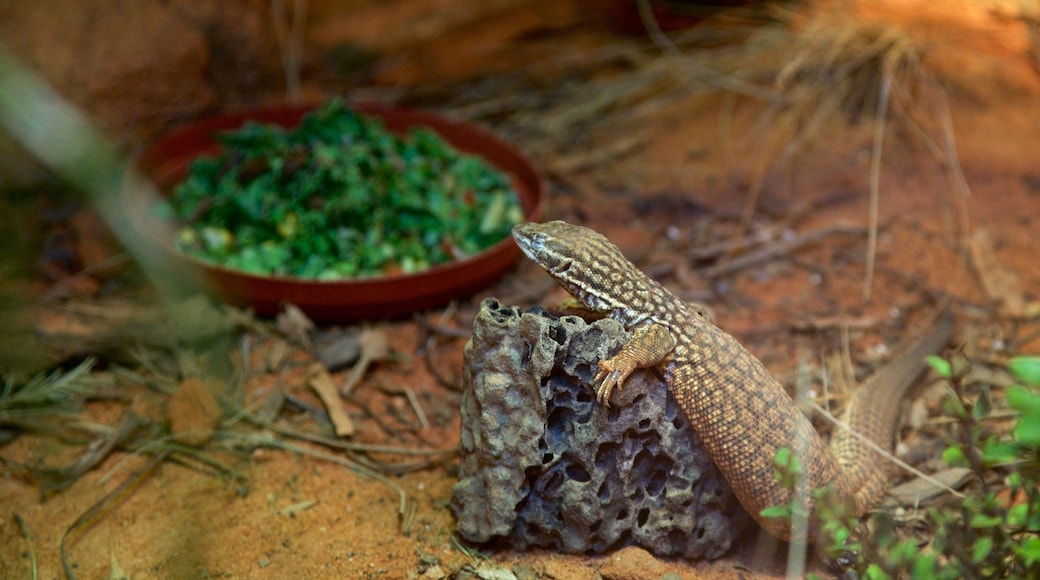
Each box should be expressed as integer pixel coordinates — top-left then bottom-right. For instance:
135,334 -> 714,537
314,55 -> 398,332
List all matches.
161,100 -> 525,279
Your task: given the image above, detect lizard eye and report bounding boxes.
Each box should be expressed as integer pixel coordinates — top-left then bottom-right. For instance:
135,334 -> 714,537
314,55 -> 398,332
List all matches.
529,233 -> 546,252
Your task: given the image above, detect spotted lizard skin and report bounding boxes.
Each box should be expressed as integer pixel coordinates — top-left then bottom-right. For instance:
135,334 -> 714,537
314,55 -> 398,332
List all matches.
512,220 -> 953,541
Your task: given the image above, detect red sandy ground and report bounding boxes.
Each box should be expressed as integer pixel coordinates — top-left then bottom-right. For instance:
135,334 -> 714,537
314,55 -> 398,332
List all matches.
2,1 -> 1039,578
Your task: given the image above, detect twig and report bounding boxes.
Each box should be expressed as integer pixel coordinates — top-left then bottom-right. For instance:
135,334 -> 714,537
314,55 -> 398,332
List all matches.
248,414 -> 455,458
401,385 -> 430,430
809,400 -> 966,500
699,224 -> 866,279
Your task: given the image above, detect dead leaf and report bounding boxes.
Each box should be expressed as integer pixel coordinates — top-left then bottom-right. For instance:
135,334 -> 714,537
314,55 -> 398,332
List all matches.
886,467 -> 973,506
312,329 -> 361,371
308,364 -> 355,437
168,376 -> 223,446
277,304 -> 315,348
243,373 -> 285,423
340,328 -> 390,397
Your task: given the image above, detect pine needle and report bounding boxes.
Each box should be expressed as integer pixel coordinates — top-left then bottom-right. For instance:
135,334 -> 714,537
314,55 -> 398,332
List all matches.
0,358 -> 105,426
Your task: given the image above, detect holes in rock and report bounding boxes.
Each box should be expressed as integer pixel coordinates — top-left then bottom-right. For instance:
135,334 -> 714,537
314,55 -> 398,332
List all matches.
520,342 -> 532,367
568,360 -> 591,382
542,453 -> 554,464
637,508 -> 649,527
617,508 -> 628,521
543,469 -> 563,494
606,529 -> 633,553
574,405 -> 593,424
638,418 -> 651,429
546,406 -> 574,440
595,442 -> 620,472
565,463 -> 591,483
597,482 -> 610,502
548,324 -> 566,345
632,449 -> 671,497
669,529 -> 687,552
647,466 -> 669,497
523,465 -> 541,485
514,491 -> 530,515
575,388 -> 594,403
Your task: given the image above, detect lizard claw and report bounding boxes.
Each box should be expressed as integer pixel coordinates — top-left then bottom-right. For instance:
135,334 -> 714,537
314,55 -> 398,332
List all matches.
594,356 -> 636,406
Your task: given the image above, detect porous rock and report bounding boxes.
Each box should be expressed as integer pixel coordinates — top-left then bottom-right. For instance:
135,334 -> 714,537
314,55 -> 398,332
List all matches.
451,298 -> 750,560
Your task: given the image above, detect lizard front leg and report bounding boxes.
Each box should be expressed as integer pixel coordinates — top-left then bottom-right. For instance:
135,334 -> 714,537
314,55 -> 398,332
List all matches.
594,322 -> 676,405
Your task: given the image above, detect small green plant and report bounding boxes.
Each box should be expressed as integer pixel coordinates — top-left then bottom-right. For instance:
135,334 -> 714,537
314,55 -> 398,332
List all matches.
760,447 -> 860,567
764,355 -> 1040,578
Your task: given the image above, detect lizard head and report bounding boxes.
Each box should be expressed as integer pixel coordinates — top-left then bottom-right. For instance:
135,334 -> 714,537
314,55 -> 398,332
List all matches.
512,220 -> 642,313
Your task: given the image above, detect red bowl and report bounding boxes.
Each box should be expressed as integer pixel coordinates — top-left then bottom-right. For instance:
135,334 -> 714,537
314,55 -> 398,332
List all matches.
124,102 -> 546,321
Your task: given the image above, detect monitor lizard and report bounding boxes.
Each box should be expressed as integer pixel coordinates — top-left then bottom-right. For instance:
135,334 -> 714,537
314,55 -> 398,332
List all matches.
512,220 -> 954,543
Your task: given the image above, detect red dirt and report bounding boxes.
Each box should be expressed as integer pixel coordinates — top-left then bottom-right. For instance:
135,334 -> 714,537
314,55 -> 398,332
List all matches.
2,1 -> 1039,578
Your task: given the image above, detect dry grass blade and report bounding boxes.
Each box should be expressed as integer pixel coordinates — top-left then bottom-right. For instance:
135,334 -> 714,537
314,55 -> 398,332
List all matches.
39,414 -> 140,499
228,431 -> 410,526
735,14 -> 929,220
60,450 -> 169,580
12,512 -> 38,580
636,0 -> 779,101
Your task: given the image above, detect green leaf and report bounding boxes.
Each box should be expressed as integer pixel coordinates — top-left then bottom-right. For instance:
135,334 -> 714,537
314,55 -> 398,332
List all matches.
1007,386 -> 1040,415
759,505 -> 791,519
1013,415 -> 1040,446
941,445 -> 968,467
980,439 -> 1018,466
969,513 -> 1002,529
1012,536 -> 1040,566
888,539 -> 918,566
911,553 -> 936,579
942,393 -> 968,419
926,355 -> 952,378
972,386 -> 992,419
864,563 -> 891,580
1008,356 -> 1040,386
972,536 -> 993,563
1008,503 -> 1028,528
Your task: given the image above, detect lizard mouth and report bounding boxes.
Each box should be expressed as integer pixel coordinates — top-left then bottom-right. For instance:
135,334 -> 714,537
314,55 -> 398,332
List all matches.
552,258 -> 573,275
